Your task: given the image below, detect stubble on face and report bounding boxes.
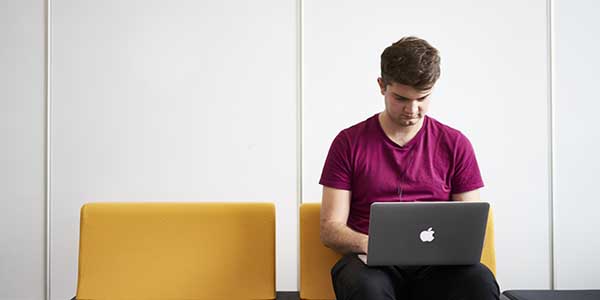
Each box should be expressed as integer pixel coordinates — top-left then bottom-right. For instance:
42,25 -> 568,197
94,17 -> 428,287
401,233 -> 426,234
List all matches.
378,79 -> 431,130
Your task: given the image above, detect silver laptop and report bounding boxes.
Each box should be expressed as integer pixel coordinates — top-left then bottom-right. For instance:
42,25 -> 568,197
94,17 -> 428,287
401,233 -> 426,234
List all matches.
366,201 -> 489,266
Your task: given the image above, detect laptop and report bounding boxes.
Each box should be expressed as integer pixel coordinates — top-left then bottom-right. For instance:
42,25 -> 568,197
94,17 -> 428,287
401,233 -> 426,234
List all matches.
365,201 -> 489,266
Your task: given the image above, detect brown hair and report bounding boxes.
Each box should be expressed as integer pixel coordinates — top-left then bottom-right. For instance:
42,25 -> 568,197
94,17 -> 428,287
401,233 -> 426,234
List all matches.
380,36 -> 441,90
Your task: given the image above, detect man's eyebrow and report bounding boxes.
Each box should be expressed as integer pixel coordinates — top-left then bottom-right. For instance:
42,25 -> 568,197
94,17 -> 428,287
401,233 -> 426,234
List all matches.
392,92 -> 431,100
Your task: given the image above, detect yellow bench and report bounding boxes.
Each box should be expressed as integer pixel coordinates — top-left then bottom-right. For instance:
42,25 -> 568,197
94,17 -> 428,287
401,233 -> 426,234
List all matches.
299,202 -> 496,300
75,202 -> 275,300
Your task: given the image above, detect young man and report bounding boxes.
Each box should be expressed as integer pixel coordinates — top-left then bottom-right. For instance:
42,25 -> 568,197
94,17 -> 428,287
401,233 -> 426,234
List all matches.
319,37 -> 500,300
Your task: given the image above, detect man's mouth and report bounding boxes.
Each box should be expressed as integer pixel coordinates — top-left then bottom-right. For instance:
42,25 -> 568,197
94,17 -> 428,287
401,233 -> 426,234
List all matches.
402,115 -> 419,119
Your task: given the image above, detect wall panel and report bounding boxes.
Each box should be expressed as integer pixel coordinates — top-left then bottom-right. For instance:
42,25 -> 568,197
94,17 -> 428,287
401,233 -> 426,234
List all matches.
0,1 -> 46,299
50,1 -> 298,298
554,0 -> 600,289
303,0 -> 550,290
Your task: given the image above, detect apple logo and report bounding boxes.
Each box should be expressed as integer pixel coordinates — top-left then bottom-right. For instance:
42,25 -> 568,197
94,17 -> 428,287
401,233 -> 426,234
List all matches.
420,227 -> 435,242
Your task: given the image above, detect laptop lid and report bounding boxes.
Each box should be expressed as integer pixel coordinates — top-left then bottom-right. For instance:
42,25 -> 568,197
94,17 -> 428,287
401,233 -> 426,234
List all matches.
366,201 -> 489,266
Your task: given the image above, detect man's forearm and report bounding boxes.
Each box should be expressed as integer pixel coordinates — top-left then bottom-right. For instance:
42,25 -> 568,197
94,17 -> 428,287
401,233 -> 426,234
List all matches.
320,221 -> 369,254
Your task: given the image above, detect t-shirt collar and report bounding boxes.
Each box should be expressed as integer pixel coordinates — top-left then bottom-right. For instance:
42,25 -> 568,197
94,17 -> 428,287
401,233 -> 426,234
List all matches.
375,114 -> 429,150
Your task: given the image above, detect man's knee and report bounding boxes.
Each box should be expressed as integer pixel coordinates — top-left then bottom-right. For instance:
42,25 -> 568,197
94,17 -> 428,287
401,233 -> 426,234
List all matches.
463,263 -> 498,285
331,254 -> 397,300
351,276 -> 395,299
456,263 -> 499,299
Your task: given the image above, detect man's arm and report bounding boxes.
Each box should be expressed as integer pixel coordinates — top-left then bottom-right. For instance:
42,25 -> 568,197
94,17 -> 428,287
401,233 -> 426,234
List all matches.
452,188 -> 481,202
320,186 -> 369,254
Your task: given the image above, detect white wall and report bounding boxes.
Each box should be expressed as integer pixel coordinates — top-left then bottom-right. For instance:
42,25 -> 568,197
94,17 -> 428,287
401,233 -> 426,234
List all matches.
4,0 -> 600,298
49,0 -> 298,298
0,1 -> 46,300
302,0 -> 550,290
554,0 -> 600,289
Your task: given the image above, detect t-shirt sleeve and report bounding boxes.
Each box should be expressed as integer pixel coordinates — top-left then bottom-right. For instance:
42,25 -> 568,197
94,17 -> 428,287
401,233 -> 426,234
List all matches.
451,134 -> 484,194
319,131 -> 353,190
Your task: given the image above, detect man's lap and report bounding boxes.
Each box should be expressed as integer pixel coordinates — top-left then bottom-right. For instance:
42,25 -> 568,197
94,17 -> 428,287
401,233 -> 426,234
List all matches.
331,254 -> 499,300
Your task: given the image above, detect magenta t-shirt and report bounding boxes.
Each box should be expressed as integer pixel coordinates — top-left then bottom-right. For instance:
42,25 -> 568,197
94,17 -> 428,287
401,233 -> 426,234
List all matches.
319,114 -> 484,234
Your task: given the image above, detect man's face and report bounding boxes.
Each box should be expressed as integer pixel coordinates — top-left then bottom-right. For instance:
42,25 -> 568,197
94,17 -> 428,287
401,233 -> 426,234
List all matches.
378,78 -> 432,128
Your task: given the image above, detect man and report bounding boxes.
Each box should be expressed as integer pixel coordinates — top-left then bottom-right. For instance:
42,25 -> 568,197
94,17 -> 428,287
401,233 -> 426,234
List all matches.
319,37 -> 500,300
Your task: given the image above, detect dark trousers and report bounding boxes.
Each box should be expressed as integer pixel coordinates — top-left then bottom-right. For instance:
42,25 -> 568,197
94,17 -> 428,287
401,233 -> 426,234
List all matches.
331,254 -> 500,300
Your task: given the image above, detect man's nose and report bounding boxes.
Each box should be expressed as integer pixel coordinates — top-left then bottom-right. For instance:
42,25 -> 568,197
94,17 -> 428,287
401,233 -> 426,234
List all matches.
405,101 -> 419,114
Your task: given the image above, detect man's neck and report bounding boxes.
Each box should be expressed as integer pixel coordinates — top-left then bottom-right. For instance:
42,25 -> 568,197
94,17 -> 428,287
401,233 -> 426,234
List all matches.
378,112 -> 424,147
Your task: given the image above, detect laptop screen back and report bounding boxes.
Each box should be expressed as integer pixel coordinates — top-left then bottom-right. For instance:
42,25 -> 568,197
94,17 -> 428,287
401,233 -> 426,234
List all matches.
367,202 -> 489,266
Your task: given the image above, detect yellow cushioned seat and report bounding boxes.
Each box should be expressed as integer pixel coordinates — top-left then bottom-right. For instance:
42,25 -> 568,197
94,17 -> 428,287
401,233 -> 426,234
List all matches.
76,202 -> 275,300
299,202 -> 496,300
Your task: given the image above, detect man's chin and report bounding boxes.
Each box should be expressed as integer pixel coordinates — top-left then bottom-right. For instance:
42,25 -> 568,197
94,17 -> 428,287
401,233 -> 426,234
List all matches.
397,119 -> 419,127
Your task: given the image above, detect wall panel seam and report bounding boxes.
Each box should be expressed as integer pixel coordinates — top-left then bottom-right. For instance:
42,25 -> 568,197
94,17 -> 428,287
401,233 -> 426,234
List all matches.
45,0 -> 52,299
296,0 -> 304,291
547,0 -> 556,290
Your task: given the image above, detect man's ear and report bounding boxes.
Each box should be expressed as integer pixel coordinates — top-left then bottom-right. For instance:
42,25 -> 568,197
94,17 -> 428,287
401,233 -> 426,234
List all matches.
377,77 -> 386,95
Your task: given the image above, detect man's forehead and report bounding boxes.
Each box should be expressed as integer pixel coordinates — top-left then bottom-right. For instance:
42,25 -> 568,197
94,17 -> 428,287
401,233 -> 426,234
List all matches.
388,83 -> 432,98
